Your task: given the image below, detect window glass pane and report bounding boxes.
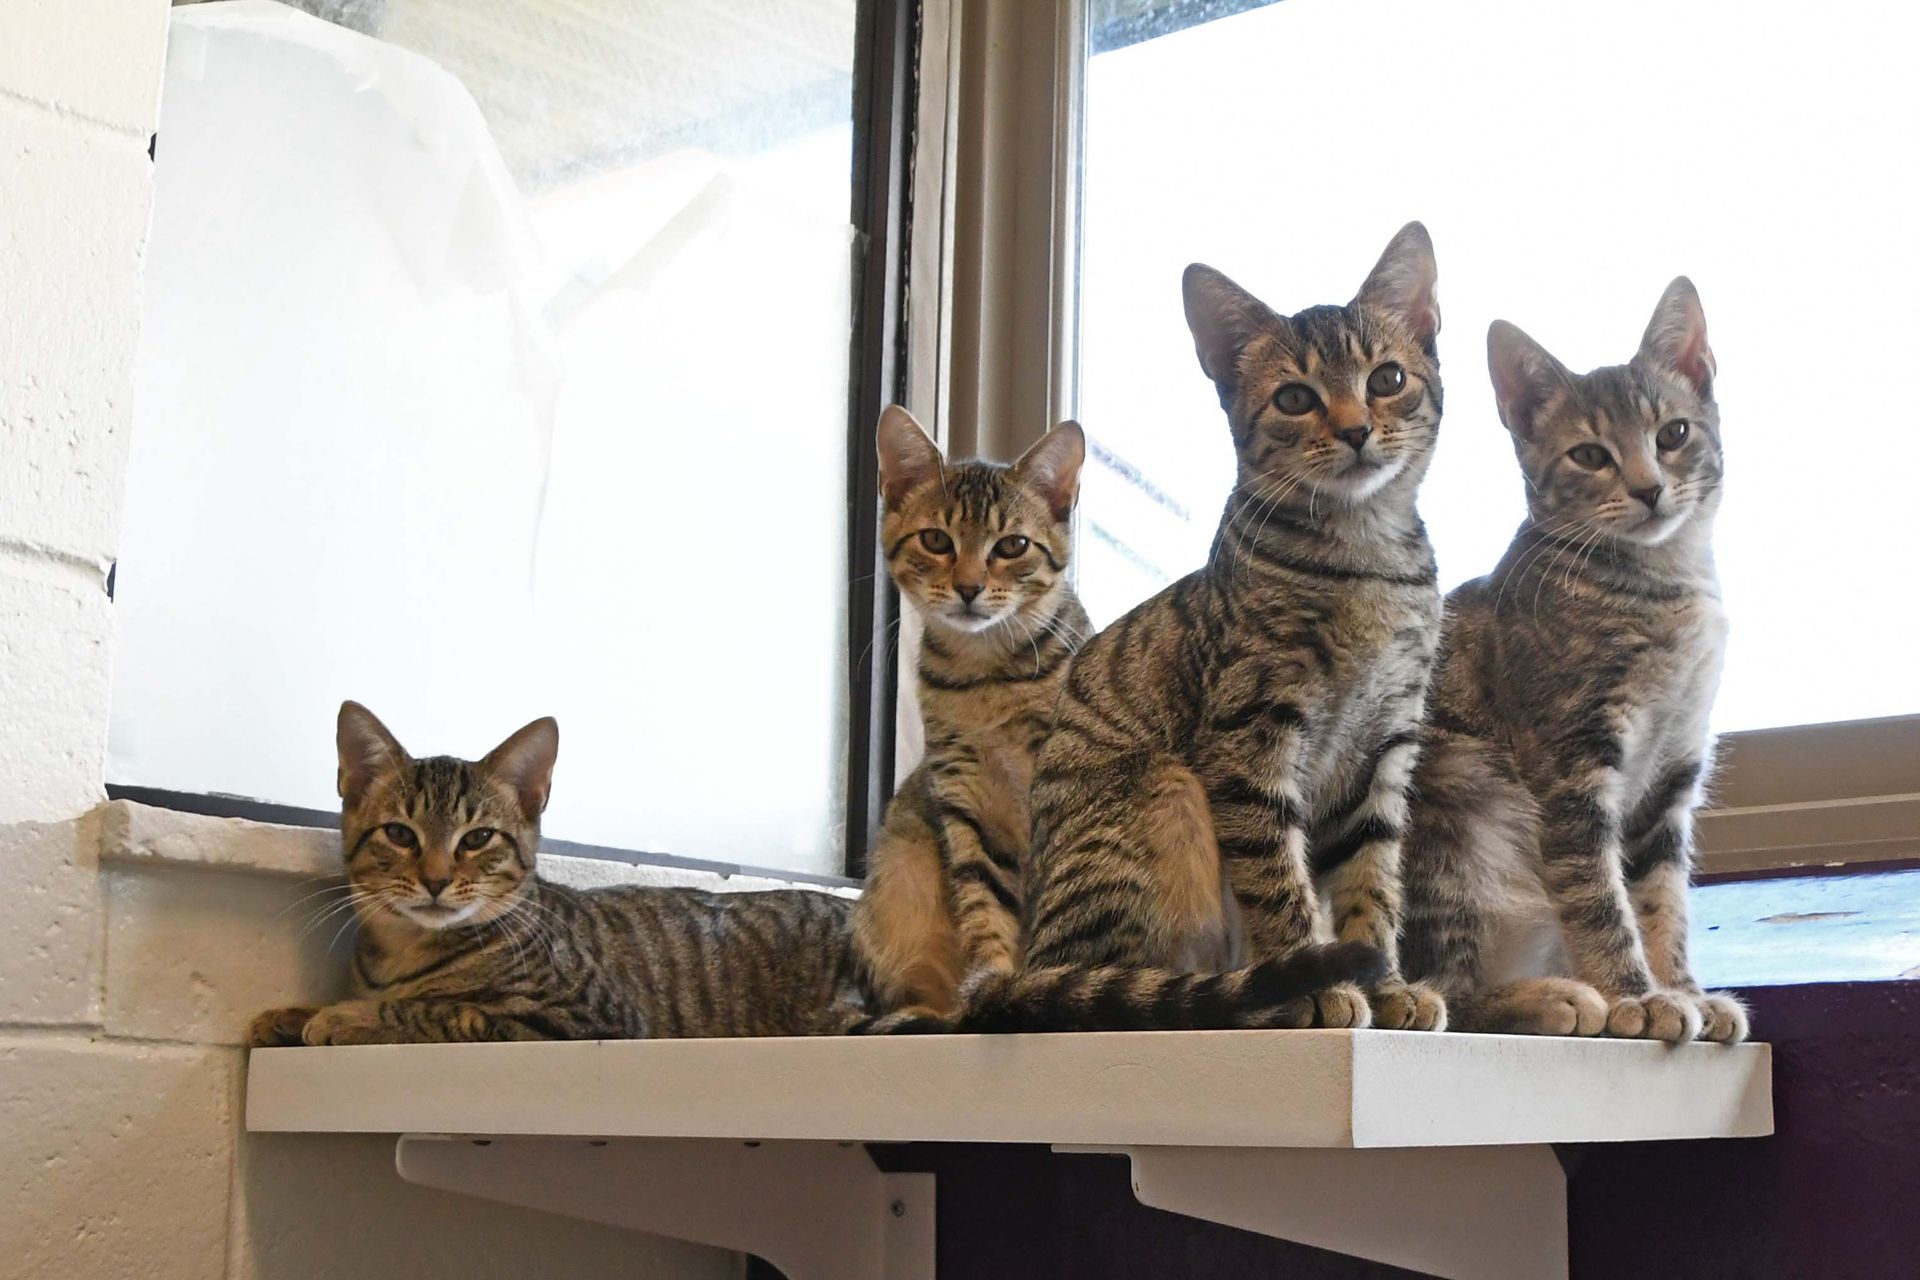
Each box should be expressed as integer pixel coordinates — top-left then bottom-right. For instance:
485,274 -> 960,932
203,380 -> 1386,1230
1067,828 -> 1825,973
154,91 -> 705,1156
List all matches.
1079,0 -> 1920,732
113,0 -> 859,873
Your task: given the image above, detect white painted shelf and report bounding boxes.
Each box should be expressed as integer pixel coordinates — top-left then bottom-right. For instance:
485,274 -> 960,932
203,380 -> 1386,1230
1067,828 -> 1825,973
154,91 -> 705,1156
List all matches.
247,1031 -> 1773,1280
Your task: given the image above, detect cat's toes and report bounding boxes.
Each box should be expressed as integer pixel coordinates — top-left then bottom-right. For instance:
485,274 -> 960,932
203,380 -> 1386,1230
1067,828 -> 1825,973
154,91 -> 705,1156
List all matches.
1314,982 -> 1373,1029
1537,982 -> 1609,1037
1694,992 -> 1750,1044
248,1006 -> 316,1048
300,1006 -> 383,1046
1606,991 -> 1701,1043
1371,981 -> 1448,1032
1263,996 -> 1318,1029
850,1006 -> 952,1035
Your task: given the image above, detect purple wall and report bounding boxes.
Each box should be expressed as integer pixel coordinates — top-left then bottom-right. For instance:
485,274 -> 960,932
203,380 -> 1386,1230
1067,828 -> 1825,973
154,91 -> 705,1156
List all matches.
841,982 -> 1920,1279
1571,981 -> 1920,1280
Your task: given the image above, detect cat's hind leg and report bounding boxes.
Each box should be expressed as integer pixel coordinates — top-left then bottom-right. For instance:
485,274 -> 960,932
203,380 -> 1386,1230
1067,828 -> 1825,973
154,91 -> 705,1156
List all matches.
1401,732 -> 1563,1033
852,805 -> 963,1019
1136,757 -> 1366,1031
1026,750 -> 1231,973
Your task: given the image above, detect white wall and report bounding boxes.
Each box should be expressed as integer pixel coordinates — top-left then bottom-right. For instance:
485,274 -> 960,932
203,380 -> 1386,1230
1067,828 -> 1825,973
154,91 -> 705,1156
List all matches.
0,0 -> 168,823
0,7 -> 741,1276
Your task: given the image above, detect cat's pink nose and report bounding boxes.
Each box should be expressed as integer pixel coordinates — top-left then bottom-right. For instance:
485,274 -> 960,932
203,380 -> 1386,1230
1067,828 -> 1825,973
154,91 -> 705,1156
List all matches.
955,582 -> 983,603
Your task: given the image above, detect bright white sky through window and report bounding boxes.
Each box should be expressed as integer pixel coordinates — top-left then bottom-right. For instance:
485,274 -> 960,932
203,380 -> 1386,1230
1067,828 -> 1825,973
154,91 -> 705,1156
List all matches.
1078,0 -> 1920,732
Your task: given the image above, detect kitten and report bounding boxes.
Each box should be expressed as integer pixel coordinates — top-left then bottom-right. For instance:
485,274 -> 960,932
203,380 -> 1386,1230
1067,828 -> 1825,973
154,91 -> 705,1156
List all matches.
1401,277 -> 1748,1043
852,407 -> 1091,1027
966,224 -> 1448,1032
250,703 -> 865,1045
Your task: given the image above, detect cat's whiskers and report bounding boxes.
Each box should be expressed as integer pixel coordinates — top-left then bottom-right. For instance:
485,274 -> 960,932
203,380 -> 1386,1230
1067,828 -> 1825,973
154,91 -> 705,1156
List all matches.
999,610 -> 1044,671
1524,524 -> 1595,620
294,884 -> 387,943
1031,608 -> 1089,650
500,895 -> 566,974
1568,521 -> 1611,592
275,880 -> 356,921
489,900 -> 537,979
1492,514 -> 1591,614
1232,472 -> 1306,581
851,612 -> 904,684
1535,522 -> 1606,620
1248,472 -> 1309,571
326,888 -> 397,955
1226,476 -> 1284,580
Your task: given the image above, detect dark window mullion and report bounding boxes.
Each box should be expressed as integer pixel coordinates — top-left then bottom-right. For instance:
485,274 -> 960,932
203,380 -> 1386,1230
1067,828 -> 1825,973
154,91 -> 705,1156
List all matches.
843,0 -> 916,880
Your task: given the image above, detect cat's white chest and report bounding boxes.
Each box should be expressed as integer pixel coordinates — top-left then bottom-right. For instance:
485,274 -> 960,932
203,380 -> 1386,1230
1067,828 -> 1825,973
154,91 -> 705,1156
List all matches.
1620,595 -> 1727,795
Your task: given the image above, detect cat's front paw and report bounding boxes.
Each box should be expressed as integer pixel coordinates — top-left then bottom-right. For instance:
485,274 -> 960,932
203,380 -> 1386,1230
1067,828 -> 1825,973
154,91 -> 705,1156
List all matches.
249,1006 -> 317,1047
1605,990 -> 1701,1043
299,1004 -> 391,1046
1313,982 -> 1373,1029
849,1006 -> 954,1035
1693,991 -> 1750,1044
1371,980 -> 1448,1032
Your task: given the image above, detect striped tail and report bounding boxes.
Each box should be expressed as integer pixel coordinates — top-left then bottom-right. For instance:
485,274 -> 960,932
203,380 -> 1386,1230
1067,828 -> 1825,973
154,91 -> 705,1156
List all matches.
948,942 -> 1387,1033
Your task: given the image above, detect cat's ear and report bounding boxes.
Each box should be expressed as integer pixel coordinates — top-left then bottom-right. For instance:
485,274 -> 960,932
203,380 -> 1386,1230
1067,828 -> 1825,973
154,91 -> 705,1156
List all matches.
1183,264 -> 1279,391
876,404 -> 944,508
337,701 -> 408,805
1487,320 -> 1570,443
1011,420 -> 1086,523
482,717 -> 559,819
1635,276 -> 1715,399
1353,221 -> 1440,347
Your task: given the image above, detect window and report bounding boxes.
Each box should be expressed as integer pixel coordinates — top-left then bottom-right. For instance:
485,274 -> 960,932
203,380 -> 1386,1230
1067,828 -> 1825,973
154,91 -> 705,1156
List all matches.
113,0 -> 885,876
1075,0 -> 1920,734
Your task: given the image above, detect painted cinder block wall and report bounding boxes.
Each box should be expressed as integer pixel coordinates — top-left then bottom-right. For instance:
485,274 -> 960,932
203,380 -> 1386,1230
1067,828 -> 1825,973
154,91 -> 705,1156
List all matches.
0,5 -> 734,1276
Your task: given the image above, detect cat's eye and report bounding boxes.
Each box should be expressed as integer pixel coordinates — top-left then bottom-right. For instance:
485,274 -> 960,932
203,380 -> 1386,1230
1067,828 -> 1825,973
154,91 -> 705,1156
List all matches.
918,529 -> 954,555
1273,383 -> 1320,416
1656,419 -> 1690,451
1566,444 -> 1613,471
1366,363 -> 1406,398
382,822 -> 418,849
991,534 -> 1030,559
459,827 -> 496,852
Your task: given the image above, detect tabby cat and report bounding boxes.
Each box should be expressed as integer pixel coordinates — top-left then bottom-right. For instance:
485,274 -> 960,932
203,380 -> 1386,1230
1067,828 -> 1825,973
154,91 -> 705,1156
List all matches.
250,703 -> 864,1045
852,407 -> 1090,1027
1401,277 -> 1748,1043
967,223 -> 1450,1033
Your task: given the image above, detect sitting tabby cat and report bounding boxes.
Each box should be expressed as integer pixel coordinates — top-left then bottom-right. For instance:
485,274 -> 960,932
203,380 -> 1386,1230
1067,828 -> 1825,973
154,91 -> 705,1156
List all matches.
852,407 -> 1090,1027
1401,278 -> 1748,1044
250,703 -> 864,1045
967,223 -> 1450,1033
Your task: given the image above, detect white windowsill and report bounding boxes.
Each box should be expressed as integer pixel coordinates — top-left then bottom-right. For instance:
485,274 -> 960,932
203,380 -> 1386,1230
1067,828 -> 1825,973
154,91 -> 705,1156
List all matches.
97,799 -> 852,897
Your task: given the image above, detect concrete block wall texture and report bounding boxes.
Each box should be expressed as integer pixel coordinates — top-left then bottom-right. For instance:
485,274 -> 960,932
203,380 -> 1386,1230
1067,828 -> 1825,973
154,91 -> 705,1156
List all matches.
3,803 -> 754,1279
0,0 -> 168,826
0,6 -> 738,1276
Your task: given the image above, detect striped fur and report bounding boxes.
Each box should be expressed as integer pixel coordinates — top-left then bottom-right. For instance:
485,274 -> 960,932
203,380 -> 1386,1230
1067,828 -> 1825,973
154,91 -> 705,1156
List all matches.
249,704 -> 864,1045
852,410 -> 1091,1030
1401,278 -> 1749,1044
980,224 -> 1450,1033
